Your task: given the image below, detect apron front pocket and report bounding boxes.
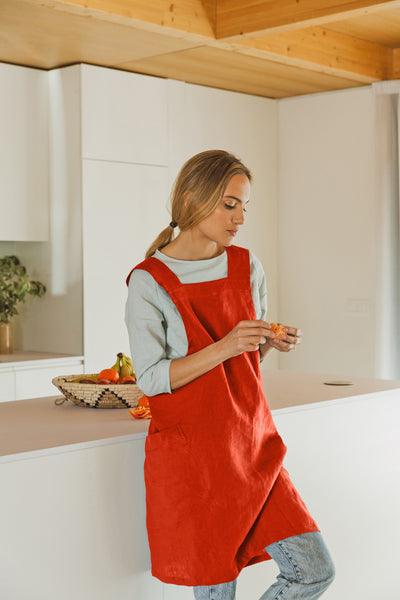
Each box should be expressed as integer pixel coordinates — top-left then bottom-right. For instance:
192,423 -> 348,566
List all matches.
145,423 -> 188,453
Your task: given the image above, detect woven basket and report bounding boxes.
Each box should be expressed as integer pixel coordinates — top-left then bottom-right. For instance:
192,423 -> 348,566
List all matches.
52,374 -> 144,409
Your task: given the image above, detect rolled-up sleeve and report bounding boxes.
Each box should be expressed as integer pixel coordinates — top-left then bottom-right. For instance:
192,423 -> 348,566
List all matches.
125,269 -> 172,396
249,251 -> 268,321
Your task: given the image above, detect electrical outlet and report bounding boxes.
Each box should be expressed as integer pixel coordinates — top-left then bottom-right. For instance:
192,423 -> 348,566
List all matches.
346,298 -> 370,315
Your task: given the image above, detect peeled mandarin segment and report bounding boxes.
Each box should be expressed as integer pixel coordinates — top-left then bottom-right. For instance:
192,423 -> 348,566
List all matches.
275,325 -> 286,339
270,322 -> 286,339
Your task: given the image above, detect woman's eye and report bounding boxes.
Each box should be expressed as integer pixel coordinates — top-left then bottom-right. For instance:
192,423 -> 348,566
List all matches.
224,202 -> 248,213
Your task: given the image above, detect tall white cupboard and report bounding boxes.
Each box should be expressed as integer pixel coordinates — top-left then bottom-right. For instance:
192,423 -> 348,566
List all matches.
0,64 -> 49,241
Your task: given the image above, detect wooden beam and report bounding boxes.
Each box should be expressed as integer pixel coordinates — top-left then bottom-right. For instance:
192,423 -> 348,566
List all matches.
392,48 -> 400,79
21,0 -> 216,40
232,27 -> 392,83
216,0 -> 400,40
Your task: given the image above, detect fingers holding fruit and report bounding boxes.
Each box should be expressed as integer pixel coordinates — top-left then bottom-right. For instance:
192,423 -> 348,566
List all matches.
220,320 -> 275,358
268,323 -> 302,352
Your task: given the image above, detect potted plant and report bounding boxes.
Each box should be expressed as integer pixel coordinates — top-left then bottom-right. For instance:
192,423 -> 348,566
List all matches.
0,255 -> 46,354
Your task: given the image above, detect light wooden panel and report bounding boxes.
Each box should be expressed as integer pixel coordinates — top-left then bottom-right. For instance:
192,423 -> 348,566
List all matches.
0,0 -> 201,69
235,27 -> 392,82
216,0 -> 400,39
121,45 -> 365,99
325,8 -> 400,46
21,0 -> 216,39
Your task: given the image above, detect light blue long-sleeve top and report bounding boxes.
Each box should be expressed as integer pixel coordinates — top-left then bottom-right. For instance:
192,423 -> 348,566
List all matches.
125,248 -> 268,396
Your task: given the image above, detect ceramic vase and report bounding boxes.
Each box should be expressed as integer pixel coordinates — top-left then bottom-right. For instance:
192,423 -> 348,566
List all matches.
0,322 -> 13,354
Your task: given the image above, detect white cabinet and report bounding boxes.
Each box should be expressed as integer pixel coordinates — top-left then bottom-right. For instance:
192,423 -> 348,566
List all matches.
81,65 -> 168,166
0,63 -> 49,241
82,160 -> 169,373
15,361 -> 84,401
0,356 -> 84,402
0,370 -> 15,403
0,437 -> 164,600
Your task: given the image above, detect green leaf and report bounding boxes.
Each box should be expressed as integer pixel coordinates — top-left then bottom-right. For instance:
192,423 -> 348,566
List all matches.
0,255 -> 46,321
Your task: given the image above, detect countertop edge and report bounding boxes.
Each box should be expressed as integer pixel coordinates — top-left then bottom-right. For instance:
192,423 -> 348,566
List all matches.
270,388 -> 400,415
0,431 -> 148,464
2,387 -> 398,464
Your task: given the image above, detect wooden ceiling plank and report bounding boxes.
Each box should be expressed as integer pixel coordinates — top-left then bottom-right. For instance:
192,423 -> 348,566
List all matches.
324,9 -> 400,47
20,0 -> 216,40
119,45 -> 366,99
232,27 -> 392,82
216,0 -> 400,40
391,48 -> 400,78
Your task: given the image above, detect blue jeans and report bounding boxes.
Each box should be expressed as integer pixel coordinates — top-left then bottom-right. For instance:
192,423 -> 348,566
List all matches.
193,531 -> 335,600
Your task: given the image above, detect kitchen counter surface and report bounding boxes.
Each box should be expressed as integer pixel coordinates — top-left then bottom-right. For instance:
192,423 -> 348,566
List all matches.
1,368 -> 399,462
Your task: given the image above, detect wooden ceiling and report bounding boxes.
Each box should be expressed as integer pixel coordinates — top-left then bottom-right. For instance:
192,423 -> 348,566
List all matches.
1,0 -> 400,98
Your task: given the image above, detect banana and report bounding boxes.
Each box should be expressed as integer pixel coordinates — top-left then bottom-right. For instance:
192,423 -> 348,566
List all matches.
111,355 -> 121,374
118,352 -> 136,379
71,374 -> 98,383
125,354 -> 135,372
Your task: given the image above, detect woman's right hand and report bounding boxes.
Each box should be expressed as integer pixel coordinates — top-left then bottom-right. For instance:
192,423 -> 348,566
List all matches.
218,320 -> 275,359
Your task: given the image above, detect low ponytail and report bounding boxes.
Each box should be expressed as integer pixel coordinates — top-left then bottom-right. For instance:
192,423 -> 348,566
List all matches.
145,224 -> 177,259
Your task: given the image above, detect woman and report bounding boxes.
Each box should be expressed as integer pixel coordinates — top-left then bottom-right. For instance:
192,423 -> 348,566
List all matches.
125,150 -> 335,599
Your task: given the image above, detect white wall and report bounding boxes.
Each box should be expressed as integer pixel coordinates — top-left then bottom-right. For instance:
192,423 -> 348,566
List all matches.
277,87 -> 378,377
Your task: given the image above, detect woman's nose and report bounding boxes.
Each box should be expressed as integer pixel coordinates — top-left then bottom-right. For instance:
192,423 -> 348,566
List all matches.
233,207 -> 245,224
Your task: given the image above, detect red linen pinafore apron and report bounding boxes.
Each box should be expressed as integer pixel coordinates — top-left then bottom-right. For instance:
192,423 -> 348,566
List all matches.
127,245 -> 318,586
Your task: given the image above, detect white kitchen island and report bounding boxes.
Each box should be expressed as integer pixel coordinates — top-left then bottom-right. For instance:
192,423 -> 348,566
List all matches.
0,369 -> 399,600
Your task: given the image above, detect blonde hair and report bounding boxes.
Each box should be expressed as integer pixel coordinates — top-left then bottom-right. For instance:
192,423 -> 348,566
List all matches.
145,150 -> 252,258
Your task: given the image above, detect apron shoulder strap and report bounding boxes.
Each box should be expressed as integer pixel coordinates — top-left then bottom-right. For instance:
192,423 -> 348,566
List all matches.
126,256 -> 182,294
226,245 -> 251,282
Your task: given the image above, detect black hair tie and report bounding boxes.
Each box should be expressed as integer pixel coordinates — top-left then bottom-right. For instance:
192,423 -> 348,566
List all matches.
169,221 -> 178,228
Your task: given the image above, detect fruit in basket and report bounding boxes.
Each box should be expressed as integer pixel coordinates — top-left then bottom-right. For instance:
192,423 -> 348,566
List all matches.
71,374 -> 98,383
111,355 -> 121,374
121,375 -> 136,384
71,353 -> 136,386
118,352 -> 136,380
97,368 -> 119,384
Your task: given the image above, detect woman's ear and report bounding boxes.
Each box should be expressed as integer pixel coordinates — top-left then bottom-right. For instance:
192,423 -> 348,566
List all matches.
183,191 -> 192,207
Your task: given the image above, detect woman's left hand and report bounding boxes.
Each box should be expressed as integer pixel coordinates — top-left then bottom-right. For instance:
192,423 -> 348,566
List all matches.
260,324 -> 303,356
273,324 -> 302,352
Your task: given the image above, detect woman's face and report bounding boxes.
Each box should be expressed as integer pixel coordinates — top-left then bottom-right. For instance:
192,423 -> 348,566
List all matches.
193,173 -> 251,247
